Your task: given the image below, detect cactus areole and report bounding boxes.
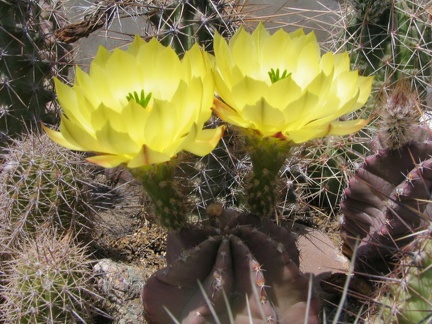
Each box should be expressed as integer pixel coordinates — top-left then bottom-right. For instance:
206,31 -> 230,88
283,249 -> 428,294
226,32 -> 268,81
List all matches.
341,128 -> 432,274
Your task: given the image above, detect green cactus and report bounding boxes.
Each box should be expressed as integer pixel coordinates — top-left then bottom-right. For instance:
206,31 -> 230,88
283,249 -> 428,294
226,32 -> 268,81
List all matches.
0,0 -> 72,141
180,125 -> 248,215
344,0 -> 431,100
370,233 -> 432,324
288,130 -> 370,218
56,0 -> 242,52
0,132 -> 94,252
143,209 -> 320,323
0,229 -> 98,323
131,161 -> 190,230
147,0 -> 241,54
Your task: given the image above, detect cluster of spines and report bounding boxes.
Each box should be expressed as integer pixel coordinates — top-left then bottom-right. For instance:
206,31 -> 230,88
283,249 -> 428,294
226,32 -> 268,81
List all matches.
0,133 -> 94,253
370,232 -> 432,323
0,229 -> 98,323
179,125 -> 249,217
0,0 -> 72,141
285,131 -> 369,219
377,80 -> 423,150
343,0 -> 431,101
56,0 -> 245,51
130,162 -> 190,230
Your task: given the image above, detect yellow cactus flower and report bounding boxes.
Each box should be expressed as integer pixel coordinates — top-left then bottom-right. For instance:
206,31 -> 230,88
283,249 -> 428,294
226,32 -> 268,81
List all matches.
44,36 -> 223,168
212,24 -> 373,144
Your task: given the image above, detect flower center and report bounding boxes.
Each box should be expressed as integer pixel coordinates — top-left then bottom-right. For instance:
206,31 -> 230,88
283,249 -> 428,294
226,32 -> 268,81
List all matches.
126,90 -> 152,108
268,68 -> 291,84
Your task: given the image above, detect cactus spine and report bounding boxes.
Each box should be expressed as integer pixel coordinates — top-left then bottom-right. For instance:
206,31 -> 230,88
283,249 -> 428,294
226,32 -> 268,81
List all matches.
0,133 -> 93,253
370,233 -> 432,324
345,0 -> 431,99
0,0 -> 72,141
340,81 -> 431,276
0,229 -> 98,323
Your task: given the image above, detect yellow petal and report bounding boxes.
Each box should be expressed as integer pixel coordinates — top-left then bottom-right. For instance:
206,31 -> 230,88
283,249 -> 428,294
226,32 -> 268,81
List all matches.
230,25 -> 268,77
86,154 -> 130,168
356,75 -> 374,106
268,76 -> 302,109
60,116 -> 105,152
212,98 -> 252,128
231,76 -> 269,108
282,91 -> 319,127
127,145 -> 172,168
327,118 -> 370,136
95,121 -> 140,155
92,45 -> 111,68
127,35 -> 146,56
293,40 -> 321,88
242,98 -> 286,134
286,127 -> 328,143
185,126 -> 225,156
42,123 -> 85,151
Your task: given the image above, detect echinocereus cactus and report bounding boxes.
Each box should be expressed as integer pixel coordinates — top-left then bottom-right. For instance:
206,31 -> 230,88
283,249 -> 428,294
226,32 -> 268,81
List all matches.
43,35 -> 224,229
340,82 -> 431,274
344,0 -> 431,100
0,0 -> 72,141
370,232 -> 432,324
211,23 -> 373,217
341,134 -> 432,274
0,132 -> 93,254
0,229 -> 98,323
143,209 -> 320,323
291,131 -> 369,217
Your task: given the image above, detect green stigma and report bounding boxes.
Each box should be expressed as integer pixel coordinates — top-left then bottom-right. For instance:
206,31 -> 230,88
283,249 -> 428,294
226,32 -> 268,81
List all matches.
268,68 -> 291,84
126,90 -> 152,108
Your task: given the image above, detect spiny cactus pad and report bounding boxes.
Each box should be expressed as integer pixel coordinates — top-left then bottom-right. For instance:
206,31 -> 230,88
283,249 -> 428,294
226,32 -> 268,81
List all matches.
341,127 -> 432,274
143,210 -> 320,323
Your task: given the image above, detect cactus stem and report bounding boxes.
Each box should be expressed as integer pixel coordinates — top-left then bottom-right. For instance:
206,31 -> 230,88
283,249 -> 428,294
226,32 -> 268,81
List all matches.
131,161 -> 188,229
244,133 -> 292,218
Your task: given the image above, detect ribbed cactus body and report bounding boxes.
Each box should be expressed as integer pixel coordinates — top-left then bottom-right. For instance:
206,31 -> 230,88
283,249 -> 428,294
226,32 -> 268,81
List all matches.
0,133 -> 93,247
294,133 -> 369,216
345,0 -> 431,98
0,230 -> 97,323
0,0 -> 71,141
143,211 -> 320,323
371,234 -> 432,324
340,127 -> 432,274
148,0 -> 240,54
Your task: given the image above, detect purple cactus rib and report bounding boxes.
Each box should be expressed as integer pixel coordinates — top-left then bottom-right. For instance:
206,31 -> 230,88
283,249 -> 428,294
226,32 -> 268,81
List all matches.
143,212 -> 320,323
341,138 -> 432,275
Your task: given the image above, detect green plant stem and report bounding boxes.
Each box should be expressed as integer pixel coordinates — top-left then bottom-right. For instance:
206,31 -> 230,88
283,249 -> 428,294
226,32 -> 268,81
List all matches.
245,134 -> 292,218
131,162 -> 187,229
